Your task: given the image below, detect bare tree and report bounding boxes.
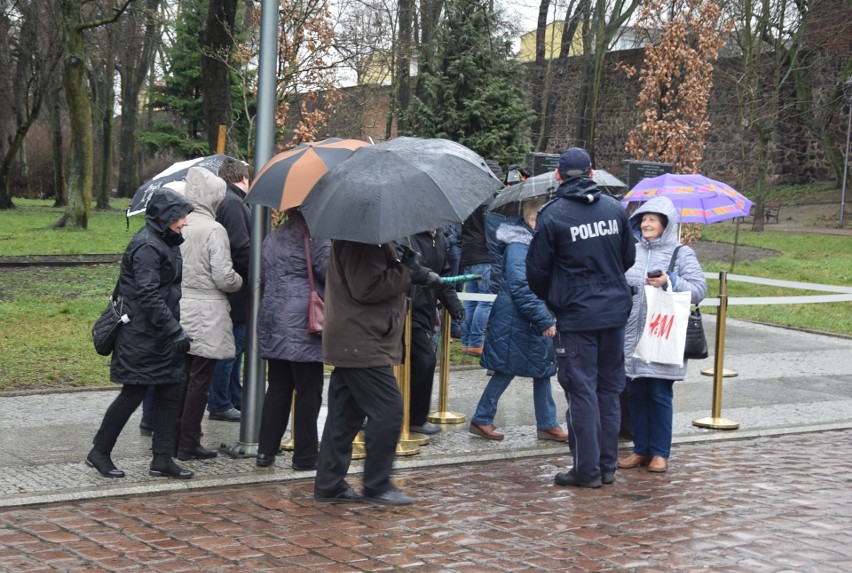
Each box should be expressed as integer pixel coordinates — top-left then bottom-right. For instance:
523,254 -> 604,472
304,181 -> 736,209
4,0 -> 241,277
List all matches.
55,0 -> 135,229
115,0 -> 162,198
201,0 -> 237,154
0,0 -> 63,210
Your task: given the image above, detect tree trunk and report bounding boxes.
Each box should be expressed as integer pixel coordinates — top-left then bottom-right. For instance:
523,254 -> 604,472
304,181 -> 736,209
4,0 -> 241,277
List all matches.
201,0 -> 237,153
396,0 -> 414,133
60,0 -> 94,229
50,83 -> 67,207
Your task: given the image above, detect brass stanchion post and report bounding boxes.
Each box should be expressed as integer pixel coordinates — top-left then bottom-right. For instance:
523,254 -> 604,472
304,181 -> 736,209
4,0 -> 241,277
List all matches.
427,308 -> 466,424
280,391 -> 296,451
396,298 -> 423,453
693,271 -> 739,430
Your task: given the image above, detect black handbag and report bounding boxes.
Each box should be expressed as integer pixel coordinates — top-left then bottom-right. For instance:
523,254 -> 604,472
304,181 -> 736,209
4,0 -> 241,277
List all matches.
684,306 -> 709,359
669,246 -> 709,360
92,281 -> 128,356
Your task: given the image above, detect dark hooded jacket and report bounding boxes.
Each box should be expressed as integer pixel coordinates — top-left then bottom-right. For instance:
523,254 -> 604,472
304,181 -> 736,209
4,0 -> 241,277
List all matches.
526,176 -> 636,331
401,230 -> 463,333
215,181 -> 252,322
110,189 -> 193,385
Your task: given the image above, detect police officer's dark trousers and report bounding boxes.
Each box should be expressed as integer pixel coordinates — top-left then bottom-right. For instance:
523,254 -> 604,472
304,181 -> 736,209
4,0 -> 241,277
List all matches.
556,327 -> 627,481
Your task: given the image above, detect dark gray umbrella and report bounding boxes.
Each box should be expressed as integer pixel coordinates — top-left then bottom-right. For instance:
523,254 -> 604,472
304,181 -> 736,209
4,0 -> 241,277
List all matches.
488,171 -> 557,216
300,137 -> 502,244
488,168 -> 628,215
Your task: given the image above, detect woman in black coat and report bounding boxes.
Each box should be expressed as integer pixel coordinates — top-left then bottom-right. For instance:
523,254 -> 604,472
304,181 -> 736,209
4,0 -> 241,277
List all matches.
86,189 -> 195,480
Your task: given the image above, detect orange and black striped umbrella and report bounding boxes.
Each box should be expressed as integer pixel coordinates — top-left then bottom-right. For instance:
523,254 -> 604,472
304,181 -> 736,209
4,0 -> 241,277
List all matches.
245,138 -> 369,211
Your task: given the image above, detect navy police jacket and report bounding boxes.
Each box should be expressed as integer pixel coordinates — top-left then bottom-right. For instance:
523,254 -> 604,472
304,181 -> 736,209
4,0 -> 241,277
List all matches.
526,176 -> 635,332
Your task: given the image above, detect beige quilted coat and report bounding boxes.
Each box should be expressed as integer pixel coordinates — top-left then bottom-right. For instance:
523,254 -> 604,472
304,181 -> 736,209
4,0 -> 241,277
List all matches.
179,167 -> 243,359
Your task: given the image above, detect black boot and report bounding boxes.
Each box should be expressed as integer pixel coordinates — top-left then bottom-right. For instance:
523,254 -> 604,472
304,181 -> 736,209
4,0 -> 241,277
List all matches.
149,455 -> 194,479
85,448 -> 125,478
139,422 -> 154,437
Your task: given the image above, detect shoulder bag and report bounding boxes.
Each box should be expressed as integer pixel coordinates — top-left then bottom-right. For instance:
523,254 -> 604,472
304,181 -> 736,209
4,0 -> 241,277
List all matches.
669,246 -> 709,360
92,280 -> 130,356
304,227 -> 324,335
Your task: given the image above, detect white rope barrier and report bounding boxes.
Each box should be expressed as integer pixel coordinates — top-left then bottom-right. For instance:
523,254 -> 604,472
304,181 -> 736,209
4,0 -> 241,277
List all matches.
457,275 -> 852,307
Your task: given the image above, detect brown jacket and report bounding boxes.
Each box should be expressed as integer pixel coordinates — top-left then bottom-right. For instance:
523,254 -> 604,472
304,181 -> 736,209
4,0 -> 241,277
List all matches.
322,241 -> 412,368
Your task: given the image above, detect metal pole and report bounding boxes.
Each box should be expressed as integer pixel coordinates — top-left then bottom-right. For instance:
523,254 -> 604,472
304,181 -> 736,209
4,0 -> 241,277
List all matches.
694,271 -> 739,430
840,79 -> 852,228
220,0 -> 277,457
427,307 -> 466,424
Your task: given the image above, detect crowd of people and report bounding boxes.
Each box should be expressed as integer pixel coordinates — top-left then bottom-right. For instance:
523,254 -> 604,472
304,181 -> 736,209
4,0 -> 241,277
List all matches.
86,145 -> 704,502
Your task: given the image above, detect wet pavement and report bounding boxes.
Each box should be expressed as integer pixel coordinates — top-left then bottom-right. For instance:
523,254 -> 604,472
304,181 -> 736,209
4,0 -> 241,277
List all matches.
1,430 -> 850,571
1,315 -> 851,571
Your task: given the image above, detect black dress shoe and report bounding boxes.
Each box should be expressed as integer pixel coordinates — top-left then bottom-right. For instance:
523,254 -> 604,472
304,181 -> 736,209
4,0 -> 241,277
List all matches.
602,471 -> 616,485
256,453 -> 275,467
554,470 -> 602,489
149,459 -> 194,479
409,421 -> 442,435
177,445 -> 218,461
362,488 -> 414,506
139,422 -> 153,437
85,449 -> 125,478
292,461 -> 317,471
314,484 -> 362,504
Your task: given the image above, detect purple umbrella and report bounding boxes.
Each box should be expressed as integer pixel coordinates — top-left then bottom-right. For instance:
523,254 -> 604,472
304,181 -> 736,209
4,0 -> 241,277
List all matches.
621,173 -> 753,224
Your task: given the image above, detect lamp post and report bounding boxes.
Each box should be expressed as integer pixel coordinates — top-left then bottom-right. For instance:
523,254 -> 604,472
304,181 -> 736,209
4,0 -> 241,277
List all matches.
840,78 -> 852,229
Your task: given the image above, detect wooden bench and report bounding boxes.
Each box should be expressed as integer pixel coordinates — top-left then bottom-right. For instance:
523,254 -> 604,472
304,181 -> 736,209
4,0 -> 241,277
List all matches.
765,200 -> 781,224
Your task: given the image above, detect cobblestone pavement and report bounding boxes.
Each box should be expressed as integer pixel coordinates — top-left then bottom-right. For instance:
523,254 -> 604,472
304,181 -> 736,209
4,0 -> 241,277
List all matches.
1,429 -> 850,572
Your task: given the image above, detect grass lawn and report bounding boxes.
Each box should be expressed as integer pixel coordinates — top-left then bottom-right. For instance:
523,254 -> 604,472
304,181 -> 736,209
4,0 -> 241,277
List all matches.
0,197 -> 848,392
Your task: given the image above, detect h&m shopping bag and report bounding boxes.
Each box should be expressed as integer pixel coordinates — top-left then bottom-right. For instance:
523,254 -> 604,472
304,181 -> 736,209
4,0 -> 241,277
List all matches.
633,282 -> 691,365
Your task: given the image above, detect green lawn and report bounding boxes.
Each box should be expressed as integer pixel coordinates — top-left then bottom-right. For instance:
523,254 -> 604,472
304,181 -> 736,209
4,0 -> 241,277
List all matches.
0,197 -> 849,392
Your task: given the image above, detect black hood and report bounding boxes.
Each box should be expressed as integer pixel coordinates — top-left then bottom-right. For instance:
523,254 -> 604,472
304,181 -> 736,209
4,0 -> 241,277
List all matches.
555,175 -> 601,204
145,189 -> 193,244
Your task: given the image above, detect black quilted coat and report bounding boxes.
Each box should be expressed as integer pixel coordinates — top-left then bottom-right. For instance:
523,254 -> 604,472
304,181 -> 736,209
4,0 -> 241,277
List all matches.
110,190 -> 193,385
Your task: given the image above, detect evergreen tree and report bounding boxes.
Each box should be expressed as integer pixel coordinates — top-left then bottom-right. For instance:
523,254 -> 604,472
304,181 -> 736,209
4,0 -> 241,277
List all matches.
404,0 -> 531,168
139,0 -> 255,158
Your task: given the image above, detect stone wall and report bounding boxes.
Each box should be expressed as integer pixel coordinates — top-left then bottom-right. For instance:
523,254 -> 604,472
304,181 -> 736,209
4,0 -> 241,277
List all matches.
311,31 -> 849,187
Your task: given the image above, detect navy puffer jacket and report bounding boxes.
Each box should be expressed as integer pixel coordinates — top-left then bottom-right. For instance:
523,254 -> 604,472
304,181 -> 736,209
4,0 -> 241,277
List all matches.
481,218 -> 556,378
110,189 -> 193,385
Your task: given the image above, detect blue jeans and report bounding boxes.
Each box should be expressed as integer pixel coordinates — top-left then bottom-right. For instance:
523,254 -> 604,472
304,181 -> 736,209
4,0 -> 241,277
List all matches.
626,377 -> 674,458
471,371 -> 559,429
207,322 -> 245,412
461,263 -> 492,348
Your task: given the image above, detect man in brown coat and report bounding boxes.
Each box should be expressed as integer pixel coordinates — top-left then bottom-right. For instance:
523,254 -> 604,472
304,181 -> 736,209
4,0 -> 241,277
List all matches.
314,240 -> 438,506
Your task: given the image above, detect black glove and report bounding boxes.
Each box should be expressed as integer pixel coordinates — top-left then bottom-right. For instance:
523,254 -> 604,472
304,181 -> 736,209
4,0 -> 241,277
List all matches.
452,308 -> 465,322
398,245 -> 441,287
170,329 -> 192,355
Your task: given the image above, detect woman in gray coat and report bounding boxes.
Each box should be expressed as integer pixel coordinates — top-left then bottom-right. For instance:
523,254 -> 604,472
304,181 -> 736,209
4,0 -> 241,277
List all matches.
256,209 -> 330,470
175,168 -> 243,461
618,196 -> 706,473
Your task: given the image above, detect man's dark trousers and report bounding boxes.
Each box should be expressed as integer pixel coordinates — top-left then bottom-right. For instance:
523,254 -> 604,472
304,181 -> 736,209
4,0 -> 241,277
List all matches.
407,326 -> 437,427
556,327 -> 627,481
314,366 -> 403,497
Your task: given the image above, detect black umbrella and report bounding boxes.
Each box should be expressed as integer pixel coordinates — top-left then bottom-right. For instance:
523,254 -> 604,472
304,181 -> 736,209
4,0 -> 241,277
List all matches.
126,154 -> 236,217
300,137 -> 502,244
